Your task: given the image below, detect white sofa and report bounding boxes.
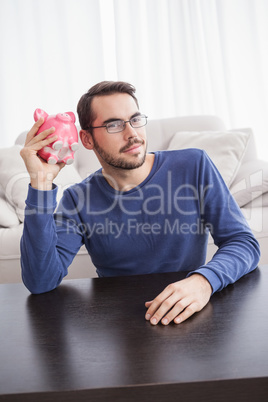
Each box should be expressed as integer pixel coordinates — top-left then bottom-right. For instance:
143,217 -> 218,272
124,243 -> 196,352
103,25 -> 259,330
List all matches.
0,115 -> 267,283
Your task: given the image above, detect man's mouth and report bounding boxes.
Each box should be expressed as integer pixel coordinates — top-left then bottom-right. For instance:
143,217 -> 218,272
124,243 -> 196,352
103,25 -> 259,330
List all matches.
120,140 -> 144,153
123,144 -> 142,153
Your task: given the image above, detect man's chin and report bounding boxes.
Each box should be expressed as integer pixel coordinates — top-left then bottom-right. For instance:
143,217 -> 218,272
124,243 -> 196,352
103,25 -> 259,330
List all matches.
93,141 -> 147,170
108,154 -> 147,170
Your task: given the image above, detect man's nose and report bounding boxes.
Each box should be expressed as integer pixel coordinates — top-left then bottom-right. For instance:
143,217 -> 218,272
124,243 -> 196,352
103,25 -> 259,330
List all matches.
123,121 -> 138,140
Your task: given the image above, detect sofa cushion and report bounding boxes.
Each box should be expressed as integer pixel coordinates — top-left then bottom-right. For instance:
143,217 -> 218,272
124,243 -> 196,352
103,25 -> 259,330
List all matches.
0,145 -> 82,222
230,128 -> 257,163
230,160 -> 268,207
0,195 -> 20,228
243,192 -> 268,208
167,130 -> 250,187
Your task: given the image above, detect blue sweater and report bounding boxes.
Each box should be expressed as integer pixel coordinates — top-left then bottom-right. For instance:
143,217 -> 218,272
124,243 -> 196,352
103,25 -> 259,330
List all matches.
21,149 -> 260,294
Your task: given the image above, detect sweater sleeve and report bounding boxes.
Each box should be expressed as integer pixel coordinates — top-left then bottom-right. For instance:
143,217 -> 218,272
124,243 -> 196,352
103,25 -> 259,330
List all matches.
188,151 -> 260,293
20,184 -> 84,294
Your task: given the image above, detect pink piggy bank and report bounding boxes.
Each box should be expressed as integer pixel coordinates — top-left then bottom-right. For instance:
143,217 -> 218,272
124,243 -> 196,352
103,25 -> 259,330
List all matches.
34,108 -> 79,165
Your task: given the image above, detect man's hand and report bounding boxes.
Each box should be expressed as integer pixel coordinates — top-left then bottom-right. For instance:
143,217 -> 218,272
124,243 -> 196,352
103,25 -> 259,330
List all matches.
145,274 -> 212,325
20,118 -> 65,190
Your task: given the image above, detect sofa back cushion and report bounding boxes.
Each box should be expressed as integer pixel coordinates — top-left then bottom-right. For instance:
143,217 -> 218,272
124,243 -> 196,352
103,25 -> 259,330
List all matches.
146,115 -> 226,151
167,130 -> 250,187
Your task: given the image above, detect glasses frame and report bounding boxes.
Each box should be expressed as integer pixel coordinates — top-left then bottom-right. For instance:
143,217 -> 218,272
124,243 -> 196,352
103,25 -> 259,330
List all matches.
87,114 -> 148,134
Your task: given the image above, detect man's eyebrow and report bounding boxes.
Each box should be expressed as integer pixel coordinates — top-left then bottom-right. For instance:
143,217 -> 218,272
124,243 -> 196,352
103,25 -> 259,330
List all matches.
102,117 -> 121,125
102,112 -> 141,125
131,112 -> 141,118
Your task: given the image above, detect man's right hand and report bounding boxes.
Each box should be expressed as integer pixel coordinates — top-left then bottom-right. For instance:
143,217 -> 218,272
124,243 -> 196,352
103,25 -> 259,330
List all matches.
20,118 -> 65,191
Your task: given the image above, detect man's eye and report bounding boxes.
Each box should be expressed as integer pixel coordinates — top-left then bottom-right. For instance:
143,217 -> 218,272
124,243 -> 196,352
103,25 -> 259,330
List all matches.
131,116 -> 142,123
108,121 -> 122,128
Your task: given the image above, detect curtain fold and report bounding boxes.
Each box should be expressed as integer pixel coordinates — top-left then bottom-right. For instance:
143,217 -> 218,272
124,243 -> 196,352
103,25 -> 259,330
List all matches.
0,0 -> 267,160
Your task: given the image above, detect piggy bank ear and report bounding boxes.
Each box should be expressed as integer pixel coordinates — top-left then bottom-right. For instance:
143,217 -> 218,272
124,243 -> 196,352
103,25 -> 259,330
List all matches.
65,112 -> 76,123
34,109 -> 48,122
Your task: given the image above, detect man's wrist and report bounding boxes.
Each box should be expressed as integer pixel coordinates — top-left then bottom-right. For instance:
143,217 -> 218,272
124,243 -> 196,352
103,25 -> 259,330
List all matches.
191,273 -> 213,295
30,181 -> 53,191
30,172 -> 54,191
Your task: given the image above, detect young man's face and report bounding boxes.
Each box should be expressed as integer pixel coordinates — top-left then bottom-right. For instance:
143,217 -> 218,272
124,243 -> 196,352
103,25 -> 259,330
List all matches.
90,93 -> 147,170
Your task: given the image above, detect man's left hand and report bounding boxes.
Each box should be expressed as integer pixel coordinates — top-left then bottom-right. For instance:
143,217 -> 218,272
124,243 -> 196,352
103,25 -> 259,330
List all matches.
145,274 -> 212,325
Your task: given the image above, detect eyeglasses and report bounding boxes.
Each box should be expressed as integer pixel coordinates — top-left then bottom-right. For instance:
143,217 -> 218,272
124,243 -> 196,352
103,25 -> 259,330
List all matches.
88,114 -> 148,134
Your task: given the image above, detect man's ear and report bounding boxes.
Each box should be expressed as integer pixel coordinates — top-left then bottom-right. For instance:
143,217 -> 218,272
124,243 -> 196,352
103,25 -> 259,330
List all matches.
80,130 -> 94,150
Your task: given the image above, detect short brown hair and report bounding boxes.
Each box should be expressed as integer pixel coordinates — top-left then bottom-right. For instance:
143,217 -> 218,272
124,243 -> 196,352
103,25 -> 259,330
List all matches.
77,81 -> 139,133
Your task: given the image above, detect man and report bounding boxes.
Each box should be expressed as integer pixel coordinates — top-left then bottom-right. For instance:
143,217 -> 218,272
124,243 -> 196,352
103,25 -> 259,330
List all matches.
20,81 -> 260,326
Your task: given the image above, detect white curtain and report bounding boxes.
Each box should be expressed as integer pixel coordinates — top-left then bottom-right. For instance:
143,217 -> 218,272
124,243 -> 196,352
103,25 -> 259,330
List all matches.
0,0 -> 267,160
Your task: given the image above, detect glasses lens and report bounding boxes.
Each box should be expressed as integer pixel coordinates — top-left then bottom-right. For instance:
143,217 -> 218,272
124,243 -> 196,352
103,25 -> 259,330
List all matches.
130,115 -> 147,128
107,120 -> 124,133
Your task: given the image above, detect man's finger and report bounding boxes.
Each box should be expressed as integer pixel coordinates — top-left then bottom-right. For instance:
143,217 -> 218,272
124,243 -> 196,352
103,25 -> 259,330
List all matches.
145,300 -> 153,307
145,283 -> 178,317
159,298 -> 191,325
145,293 -> 171,320
25,118 -> 44,142
174,302 -> 199,324
28,126 -> 56,144
146,292 -> 182,325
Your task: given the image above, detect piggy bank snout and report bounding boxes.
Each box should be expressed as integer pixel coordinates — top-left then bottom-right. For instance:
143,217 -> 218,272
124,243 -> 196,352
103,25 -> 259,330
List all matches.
57,112 -> 75,122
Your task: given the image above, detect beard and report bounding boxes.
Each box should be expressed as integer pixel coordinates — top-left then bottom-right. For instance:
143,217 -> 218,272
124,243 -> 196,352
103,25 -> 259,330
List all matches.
93,137 -> 147,170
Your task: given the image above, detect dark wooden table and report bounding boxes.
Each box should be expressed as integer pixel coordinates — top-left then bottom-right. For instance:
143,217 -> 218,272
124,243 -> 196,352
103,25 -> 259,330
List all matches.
0,266 -> 268,402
